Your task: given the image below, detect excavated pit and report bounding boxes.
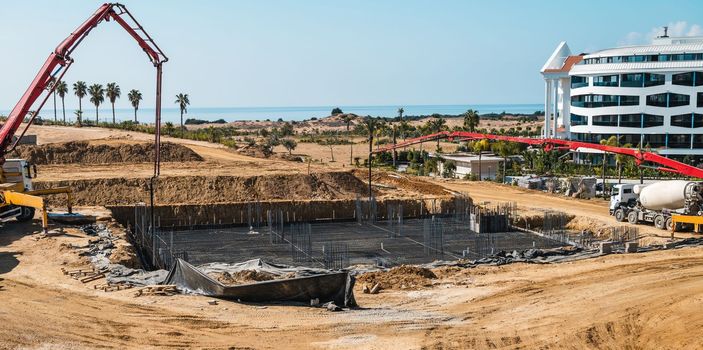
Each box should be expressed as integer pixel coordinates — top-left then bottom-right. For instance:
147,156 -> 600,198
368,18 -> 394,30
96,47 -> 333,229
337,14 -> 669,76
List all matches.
109,197 -> 567,271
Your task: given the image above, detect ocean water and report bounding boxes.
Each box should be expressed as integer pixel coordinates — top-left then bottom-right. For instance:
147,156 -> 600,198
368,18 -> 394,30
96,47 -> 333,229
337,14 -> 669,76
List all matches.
1,104 -> 542,124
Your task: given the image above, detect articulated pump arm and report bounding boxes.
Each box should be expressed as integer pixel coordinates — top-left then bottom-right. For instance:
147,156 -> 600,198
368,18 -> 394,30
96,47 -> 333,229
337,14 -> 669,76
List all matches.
375,131 -> 703,179
0,3 -> 168,175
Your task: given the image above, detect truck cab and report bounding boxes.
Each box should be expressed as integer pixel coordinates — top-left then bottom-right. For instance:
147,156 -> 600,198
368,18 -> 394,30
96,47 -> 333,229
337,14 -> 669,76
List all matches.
2,159 -> 35,192
609,183 -> 637,213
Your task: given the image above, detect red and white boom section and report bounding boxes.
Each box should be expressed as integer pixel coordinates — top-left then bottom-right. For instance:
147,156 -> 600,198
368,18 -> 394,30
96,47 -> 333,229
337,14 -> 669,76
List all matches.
374,131 -> 703,179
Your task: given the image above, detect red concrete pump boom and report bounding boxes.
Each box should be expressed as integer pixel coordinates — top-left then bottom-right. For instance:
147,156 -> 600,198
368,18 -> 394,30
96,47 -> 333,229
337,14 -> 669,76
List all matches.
0,3 -> 168,175
375,131 -> 703,179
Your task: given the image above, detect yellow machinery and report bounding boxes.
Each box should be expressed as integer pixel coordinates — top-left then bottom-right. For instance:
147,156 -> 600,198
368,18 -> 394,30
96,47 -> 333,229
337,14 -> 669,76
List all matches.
0,159 -> 72,231
671,214 -> 703,238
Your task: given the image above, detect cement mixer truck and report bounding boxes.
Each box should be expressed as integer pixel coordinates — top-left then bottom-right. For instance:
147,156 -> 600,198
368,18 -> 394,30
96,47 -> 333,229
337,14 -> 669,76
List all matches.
609,180 -> 703,231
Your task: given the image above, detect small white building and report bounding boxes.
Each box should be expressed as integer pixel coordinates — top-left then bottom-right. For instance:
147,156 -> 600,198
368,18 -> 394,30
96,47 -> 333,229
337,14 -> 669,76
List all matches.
434,153 -> 503,180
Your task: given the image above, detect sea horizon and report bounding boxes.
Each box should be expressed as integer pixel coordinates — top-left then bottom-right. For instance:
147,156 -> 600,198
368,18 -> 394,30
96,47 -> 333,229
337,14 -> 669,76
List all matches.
1,103 -> 542,124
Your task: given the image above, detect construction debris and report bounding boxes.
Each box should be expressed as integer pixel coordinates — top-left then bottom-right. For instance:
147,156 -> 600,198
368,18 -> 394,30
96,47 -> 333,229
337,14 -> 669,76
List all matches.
61,267 -> 106,283
93,282 -> 134,292
134,285 -> 178,297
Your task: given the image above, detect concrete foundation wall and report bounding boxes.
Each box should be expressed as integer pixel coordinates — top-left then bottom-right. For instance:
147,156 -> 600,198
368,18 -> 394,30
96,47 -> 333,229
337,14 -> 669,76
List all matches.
108,197 -> 462,229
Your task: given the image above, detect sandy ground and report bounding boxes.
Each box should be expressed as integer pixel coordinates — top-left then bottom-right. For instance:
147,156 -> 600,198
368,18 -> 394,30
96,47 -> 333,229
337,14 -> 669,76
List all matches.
1,221 -> 703,349
2,124 -> 703,348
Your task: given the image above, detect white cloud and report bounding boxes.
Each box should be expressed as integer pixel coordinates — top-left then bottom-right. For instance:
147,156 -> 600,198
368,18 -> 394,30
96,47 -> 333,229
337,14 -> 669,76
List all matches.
618,21 -> 703,46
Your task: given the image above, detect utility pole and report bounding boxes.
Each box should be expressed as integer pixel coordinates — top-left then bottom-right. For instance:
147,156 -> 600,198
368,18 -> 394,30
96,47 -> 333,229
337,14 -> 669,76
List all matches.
368,139 -> 373,201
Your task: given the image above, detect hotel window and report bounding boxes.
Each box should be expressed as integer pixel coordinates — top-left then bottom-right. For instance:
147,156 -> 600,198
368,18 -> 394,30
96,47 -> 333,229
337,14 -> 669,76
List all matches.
643,73 -> 665,87
571,76 -> 588,89
593,75 -> 618,87
669,93 -> 690,107
619,114 -> 641,127
592,115 -> 618,126
620,134 -> 641,145
671,114 -> 693,127
694,135 -> 703,148
571,94 -> 617,108
643,114 -> 664,127
573,133 -> 591,142
571,95 -> 586,108
643,134 -> 666,148
694,114 -> 703,128
668,134 -> 691,148
591,134 -> 616,143
698,92 -> 703,107
673,72 -> 694,86
584,54 -> 703,65
621,73 -> 643,87
570,113 -> 588,126
646,93 -> 668,107
695,72 -> 703,86
619,95 -> 639,106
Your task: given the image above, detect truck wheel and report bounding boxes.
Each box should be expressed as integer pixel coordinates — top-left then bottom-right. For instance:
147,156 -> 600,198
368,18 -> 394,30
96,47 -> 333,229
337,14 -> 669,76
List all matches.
15,206 -> 35,222
627,211 -> 638,224
654,215 -> 665,229
665,217 -> 674,231
614,208 -> 626,222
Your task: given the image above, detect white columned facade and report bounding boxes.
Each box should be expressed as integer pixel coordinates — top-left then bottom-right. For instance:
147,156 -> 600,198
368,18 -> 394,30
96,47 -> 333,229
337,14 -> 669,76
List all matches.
544,80 -> 552,138
552,79 -> 559,138
540,41 -> 574,140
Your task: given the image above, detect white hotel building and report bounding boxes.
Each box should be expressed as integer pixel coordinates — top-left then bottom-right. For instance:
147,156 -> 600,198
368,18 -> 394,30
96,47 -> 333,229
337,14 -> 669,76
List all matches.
541,35 -> 703,161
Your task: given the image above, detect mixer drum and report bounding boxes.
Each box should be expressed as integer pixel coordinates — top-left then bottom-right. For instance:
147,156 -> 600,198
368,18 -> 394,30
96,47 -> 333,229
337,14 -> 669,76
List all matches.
639,180 -> 697,211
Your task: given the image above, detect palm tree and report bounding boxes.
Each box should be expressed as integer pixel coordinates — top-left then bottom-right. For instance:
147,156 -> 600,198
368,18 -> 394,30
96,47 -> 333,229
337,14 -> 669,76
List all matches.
55,81 -> 68,123
430,115 -> 446,149
74,110 -> 83,127
599,136 -> 619,196
73,81 -> 87,117
105,83 -> 121,124
472,139 -> 490,181
463,109 -> 480,132
375,120 -> 389,150
397,107 -> 404,121
492,141 -> 516,184
88,84 -> 105,124
340,114 -> 356,164
175,93 -> 190,132
127,89 -> 143,123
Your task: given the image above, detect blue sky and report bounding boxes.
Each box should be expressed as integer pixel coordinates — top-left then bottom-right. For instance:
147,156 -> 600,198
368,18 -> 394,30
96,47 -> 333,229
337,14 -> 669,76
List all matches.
1,0 -> 702,111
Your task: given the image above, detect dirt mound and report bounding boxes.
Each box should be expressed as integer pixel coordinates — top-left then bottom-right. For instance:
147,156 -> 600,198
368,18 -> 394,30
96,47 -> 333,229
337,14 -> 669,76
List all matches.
566,215 -> 618,238
357,265 -> 437,290
35,171 -> 368,206
236,144 -> 271,158
353,170 -> 449,197
210,270 -> 278,285
16,141 -> 203,165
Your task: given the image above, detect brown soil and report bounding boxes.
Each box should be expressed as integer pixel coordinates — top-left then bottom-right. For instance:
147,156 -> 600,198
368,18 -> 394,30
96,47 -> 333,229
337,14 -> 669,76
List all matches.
15,140 -> 203,165
360,170 -> 451,197
35,171 -> 368,206
357,265 -> 437,290
209,270 -> 279,285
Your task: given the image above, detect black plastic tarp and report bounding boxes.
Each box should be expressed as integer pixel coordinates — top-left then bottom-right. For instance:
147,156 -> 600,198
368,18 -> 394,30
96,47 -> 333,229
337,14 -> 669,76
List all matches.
164,259 -> 356,307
